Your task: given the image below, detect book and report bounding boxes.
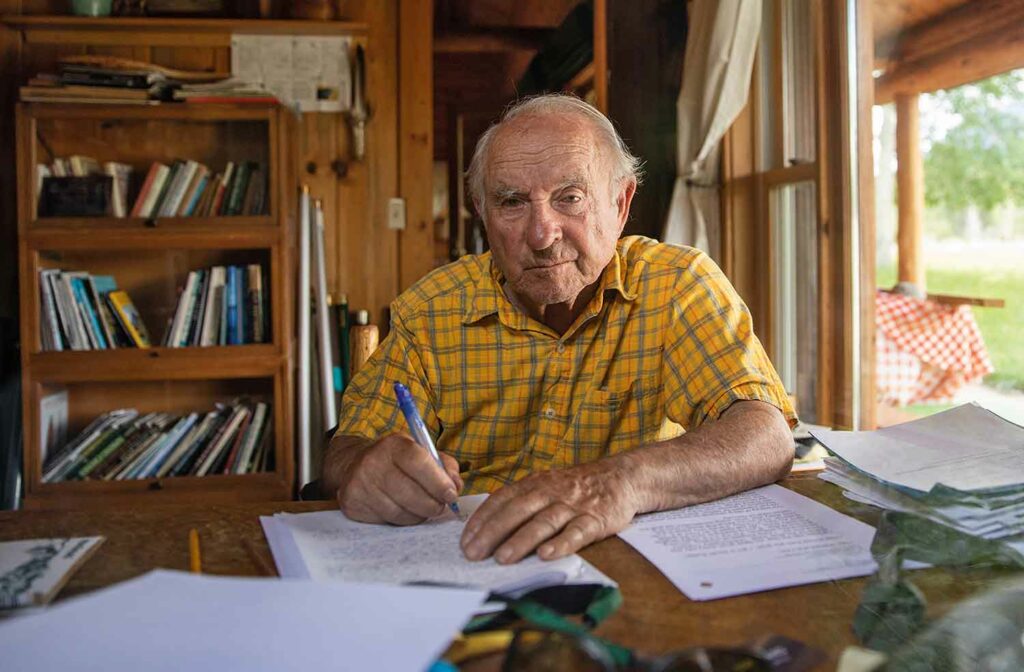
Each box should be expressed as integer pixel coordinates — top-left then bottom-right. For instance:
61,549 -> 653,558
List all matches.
67,274 -> 106,349
149,160 -> 181,218
39,390 -> 68,467
91,275 -> 131,348
38,269 -> 63,351
167,271 -> 199,348
197,406 -> 250,476
199,266 -> 226,346
158,160 -> 198,218
107,290 -> 152,348
226,266 -> 239,345
57,273 -> 91,350
68,155 -> 100,177
212,162 -> 234,216
136,163 -> 171,218
225,161 -> 252,216
0,537 -> 105,608
103,161 -> 132,217
247,264 -> 264,343
233,402 -> 267,474
222,408 -> 252,474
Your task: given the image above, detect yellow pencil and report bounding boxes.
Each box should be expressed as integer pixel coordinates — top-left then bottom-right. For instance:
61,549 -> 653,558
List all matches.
188,528 -> 202,574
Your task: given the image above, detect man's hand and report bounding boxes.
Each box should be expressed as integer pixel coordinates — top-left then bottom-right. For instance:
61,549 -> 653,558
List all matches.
460,460 -> 640,564
334,433 -> 463,526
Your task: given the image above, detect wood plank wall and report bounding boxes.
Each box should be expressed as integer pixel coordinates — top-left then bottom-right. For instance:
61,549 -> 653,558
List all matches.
0,0 -> 435,333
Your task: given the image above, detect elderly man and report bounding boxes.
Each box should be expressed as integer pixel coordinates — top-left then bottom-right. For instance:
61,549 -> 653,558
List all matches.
322,94 -> 796,565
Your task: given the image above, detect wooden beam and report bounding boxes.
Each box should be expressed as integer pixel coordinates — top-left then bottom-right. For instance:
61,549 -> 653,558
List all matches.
593,0 -> 607,113
895,93 -> 925,290
928,293 -> 1006,309
399,0 -> 435,291
433,28 -> 552,53
856,0 -> 877,430
875,0 -> 1024,104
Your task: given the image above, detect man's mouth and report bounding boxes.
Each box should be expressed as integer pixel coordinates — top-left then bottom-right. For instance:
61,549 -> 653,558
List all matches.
526,260 -> 573,270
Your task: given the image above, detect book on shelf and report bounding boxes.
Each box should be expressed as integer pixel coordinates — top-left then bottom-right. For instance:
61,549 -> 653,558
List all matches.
35,156 -> 267,219
125,159 -> 266,218
40,400 -> 274,483
164,264 -> 269,348
38,270 -> 150,351
39,390 -> 69,466
107,290 -> 152,348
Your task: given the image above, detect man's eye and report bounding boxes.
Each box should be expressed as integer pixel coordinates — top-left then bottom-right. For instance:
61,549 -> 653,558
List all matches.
499,198 -> 524,207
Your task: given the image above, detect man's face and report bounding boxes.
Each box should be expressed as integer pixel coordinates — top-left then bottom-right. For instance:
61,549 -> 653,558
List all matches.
480,114 -> 635,311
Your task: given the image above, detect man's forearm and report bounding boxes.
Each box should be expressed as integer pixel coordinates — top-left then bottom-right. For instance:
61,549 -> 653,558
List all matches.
608,400 -> 794,515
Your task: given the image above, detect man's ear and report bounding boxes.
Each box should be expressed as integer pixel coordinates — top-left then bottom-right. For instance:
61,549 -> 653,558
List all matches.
615,178 -> 637,235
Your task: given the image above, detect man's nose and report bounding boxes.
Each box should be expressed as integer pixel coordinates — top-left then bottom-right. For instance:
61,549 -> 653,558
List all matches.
526,201 -> 562,250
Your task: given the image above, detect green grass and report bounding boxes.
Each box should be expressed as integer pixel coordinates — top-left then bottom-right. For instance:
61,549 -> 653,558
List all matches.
877,263 -> 1024,391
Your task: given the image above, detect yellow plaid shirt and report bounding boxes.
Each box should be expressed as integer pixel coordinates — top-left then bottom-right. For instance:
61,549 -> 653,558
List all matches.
336,235 -> 796,494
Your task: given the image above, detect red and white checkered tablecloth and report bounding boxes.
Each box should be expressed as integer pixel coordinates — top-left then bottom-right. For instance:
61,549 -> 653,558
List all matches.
875,290 -> 994,406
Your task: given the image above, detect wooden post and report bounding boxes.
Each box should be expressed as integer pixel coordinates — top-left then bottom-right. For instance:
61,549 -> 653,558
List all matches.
895,93 -> 925,289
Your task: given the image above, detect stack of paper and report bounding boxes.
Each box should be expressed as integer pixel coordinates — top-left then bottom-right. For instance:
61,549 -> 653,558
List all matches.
812,403 -> 1024,551
0,570 -> 486,671
261,494 -> 613,594
618,484 -> 893,601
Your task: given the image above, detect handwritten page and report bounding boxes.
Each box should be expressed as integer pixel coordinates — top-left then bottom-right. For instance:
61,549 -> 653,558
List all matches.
618,485 -> 883,601
0,570 -> 485,672
262,494 -> 613,594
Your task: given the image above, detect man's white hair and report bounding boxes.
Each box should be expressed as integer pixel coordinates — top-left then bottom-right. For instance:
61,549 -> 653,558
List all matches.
466,94 -> 643,216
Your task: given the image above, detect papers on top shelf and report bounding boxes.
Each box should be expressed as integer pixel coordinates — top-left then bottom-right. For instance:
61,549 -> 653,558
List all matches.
0,570 -> 486,672
0,537 -> 104,609
261,494 -> 615,595
811,403 -> 1024,493
618,485 -> 902,601
231,34 -> 352,112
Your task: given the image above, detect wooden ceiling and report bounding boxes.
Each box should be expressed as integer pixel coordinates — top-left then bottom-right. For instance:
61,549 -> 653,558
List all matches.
872,0 -> 970,63
433,0 -> 583,161
872,0 -> 1024,103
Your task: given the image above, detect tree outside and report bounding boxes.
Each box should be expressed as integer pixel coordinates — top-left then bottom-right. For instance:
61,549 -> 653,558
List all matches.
874,69 -> 1024,415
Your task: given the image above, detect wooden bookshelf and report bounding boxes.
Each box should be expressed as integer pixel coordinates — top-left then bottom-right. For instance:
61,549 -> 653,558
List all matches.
16,101 -> 295,510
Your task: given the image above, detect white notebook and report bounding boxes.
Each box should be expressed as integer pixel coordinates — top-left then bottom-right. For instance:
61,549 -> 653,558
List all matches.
261,494 -> 614,594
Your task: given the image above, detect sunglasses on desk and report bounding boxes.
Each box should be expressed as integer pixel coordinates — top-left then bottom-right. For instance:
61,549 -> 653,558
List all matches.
456,584 -> 818,672
502,628 -> 773,672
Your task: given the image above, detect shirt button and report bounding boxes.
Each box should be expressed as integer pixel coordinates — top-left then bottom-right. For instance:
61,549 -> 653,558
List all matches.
556,343 -> 566,354
543,407 -> 556,419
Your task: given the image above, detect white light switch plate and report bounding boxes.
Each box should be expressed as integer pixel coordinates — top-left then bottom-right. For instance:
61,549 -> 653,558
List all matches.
387,197 -> 406,230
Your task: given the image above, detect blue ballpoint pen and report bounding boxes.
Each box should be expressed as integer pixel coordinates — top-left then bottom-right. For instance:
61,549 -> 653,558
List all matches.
393,382 -> 461,515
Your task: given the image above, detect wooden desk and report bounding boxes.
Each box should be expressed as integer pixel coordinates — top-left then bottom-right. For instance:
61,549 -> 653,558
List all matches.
0,476 -> 1004,669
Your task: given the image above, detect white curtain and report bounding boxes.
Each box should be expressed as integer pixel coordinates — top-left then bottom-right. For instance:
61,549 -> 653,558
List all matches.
662,0 -> 761,261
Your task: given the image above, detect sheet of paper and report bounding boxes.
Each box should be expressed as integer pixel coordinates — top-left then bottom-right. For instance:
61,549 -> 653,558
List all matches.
618,485 -> 884,601
811,404 -> 1024,493
262,494 -> 614,594
0,570 -> 485,672
0,537 -> 104,608
232,34 -> 352,112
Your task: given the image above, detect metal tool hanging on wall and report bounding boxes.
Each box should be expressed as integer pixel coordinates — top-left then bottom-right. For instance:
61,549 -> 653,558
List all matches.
348,44 -> 369,161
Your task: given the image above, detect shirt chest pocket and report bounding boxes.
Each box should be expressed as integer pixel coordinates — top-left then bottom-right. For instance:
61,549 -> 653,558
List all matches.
563,381 -> 662,465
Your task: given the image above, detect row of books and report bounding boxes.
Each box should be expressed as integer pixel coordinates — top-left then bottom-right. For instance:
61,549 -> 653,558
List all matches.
130,159 -> 267,219
42,400 -> 273,483
164,265 -> 269,348
36,156 -> 267,220
20,63 -> 171,105
39,270 -> 151,351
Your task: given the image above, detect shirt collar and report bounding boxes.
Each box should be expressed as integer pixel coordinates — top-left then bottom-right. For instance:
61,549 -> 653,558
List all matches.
462,242 -> 639,326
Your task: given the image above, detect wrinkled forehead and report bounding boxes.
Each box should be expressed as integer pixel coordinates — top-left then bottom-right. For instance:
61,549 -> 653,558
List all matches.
485,114 -> 608,191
